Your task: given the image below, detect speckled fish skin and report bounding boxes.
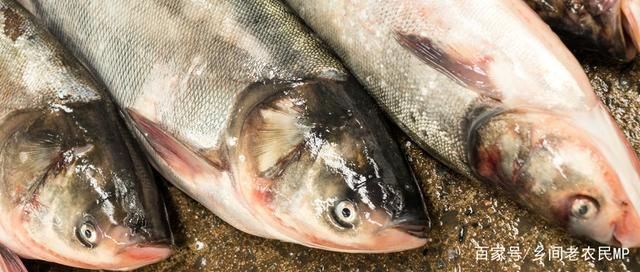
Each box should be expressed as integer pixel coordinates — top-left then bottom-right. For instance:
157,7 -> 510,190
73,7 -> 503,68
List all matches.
18,0 -> 430,252
0,0 -> 172,270
525,0 -> 640,61
286,0 -> 640,247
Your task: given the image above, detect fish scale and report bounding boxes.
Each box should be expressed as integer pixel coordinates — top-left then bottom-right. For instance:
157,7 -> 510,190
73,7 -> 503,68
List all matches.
286,0 -> 640,247
21,0 -> 430,252
40,1 -> 338,150
0,0 -> 172,270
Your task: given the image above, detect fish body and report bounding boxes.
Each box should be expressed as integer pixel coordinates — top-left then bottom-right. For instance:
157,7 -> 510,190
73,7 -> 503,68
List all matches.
0,0 -> 172,270
19,0 -> 429,252
285,0 -> 640,247
525,0 -> 640,61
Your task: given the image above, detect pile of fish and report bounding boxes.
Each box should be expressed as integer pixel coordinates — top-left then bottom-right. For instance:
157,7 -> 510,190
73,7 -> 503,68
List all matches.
0,0 -> 635,270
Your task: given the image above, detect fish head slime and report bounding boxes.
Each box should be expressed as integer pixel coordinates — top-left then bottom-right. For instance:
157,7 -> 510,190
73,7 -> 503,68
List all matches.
0,102 -> 172,270
230,78 -> 429,252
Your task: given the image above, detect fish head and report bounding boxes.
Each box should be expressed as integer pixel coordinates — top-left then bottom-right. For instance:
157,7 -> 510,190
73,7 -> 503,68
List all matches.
470,108 -> 640,247
233,79 -> 428,252
2,101 -> 171,270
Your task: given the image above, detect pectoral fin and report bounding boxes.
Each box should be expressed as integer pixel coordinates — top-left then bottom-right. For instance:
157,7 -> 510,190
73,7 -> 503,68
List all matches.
394,31 -> 500,100
0,245 -> 26,272
126,108 -> 224,183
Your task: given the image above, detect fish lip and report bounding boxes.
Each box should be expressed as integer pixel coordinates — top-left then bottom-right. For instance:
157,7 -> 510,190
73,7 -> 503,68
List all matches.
115,240 -> 173,255
393,224 -> 428,239
609,235 -> 623,248
114,243 -> 173,270
390,217 -> 429,239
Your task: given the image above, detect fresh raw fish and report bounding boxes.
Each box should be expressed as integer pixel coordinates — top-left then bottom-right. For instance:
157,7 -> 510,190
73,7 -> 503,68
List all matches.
18,0 -> 429,252
285,0 -> 640,247
0,0 -> 172,270
526,0 -> 640,61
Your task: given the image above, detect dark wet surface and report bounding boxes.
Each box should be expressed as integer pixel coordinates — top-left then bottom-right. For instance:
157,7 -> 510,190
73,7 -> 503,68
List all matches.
25,52 -> 640,271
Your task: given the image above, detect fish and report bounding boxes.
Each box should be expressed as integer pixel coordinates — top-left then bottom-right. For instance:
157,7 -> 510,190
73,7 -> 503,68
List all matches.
284,0 -> 640,247
17,0 -> 430,252
0,0 -> 172,270
0,245 -> 26,272
525,0 -> 640,62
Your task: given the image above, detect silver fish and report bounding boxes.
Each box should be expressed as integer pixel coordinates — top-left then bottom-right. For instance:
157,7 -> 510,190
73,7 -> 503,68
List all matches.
0,0 -> 172,270
286,0 -> 640,247
18,0 -> 429,252
526,0 -> 640,61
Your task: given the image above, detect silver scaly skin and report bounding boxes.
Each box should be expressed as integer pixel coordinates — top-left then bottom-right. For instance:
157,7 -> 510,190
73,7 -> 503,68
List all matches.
286,0 -> 640,247
18,0 -> 429,252
0,0 -> 172,270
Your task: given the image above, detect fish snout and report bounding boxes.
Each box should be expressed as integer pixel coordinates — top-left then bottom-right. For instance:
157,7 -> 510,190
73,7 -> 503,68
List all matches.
123,212 -> 174,246
613,206 -> 640,248
361,214 -> 429,252
104,225 -> 173,269
370,226 -> 427,252
390,210 -> 430,239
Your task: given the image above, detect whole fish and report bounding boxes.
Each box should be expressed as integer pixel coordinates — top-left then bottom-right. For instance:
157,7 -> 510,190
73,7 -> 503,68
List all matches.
18,0 -> 429,252
0,0 -> 172,270
285,0 -> 640,247
526,0 -> 640,61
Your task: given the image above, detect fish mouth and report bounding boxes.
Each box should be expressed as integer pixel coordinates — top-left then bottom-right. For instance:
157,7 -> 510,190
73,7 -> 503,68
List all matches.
114,243 -> 172,270
390,214 -> 430,239
611,207 -> 640,248
392,223 -> 428,239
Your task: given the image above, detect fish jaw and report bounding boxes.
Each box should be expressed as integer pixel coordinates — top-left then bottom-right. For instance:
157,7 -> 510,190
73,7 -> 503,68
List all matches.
303,226 -> 427,253
613,206 -> 640,247
110,244 -> 172,271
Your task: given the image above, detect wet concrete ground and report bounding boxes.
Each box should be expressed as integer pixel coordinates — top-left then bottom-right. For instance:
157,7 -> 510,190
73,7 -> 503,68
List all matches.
25,51 -> 640,271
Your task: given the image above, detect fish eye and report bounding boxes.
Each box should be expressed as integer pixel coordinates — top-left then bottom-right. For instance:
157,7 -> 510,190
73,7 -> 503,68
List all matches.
570,196 -> 599,220
76,220 -> 100,248
333,200 -> 358,228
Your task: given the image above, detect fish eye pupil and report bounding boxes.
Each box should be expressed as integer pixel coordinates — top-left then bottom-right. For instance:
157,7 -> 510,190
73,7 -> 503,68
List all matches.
77,220 -> 99,248
578,204 -> 589,216
341,207 -> 351,218
84,229 -> 93,238
570,196 -> 599,220
334,200 -> 357,228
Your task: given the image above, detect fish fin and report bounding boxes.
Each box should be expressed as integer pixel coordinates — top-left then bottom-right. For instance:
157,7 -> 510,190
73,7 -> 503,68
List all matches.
394,31 -> 500,100
0,111 -> 61,174
126,108 -> 225,182
0,245 -> 26,272
622,0 -> 640,52
17,133 -> 62,173
243,97 -> 309,179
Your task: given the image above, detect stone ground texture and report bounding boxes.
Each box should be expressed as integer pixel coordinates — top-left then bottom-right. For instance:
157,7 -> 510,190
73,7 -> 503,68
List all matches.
25,51 -> 640,271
